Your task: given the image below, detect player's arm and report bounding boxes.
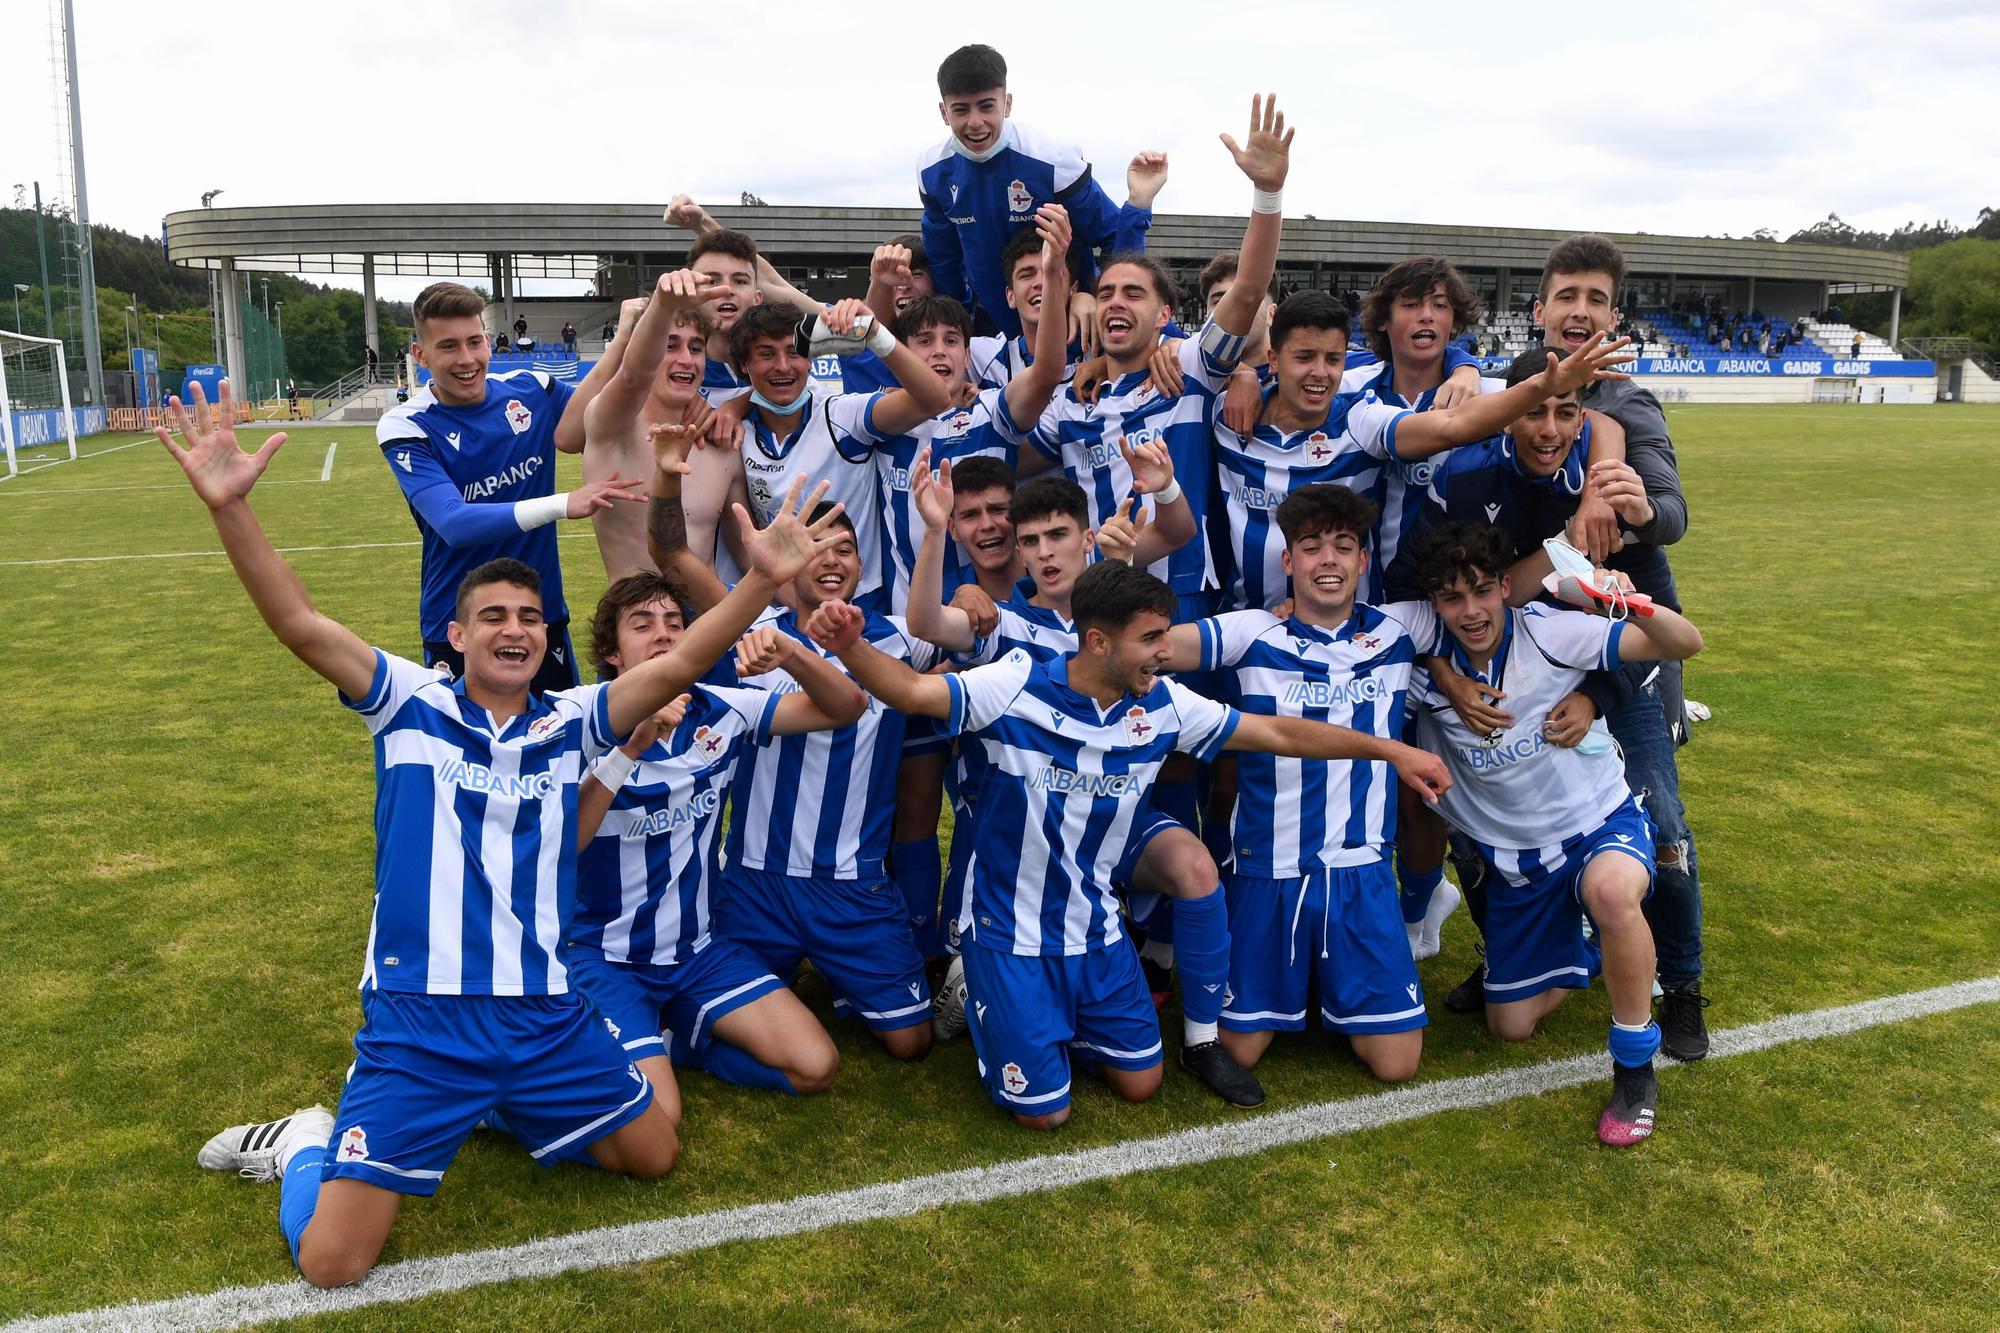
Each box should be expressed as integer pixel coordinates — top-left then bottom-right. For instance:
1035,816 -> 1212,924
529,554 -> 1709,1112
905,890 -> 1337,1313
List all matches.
906,452 -> 980,653
1223,712 -> 1451,802
1600,595 -> 1704,663
919,177 -> 968,308
157,382 -> 376,699
1592,389 -> 1688,546
558,296 -> 647,454
575,697 -> 690,846
1567,408 -> 1627,561
586,273 -> 730,443
1116,151 -> 1168,252
1002,205 -> 1079,425
731,626 -> 868,733
1209,96 -> 1292,342
805,600 -> 954,719
1385,336 -> 1634,460
645,421 -> 733,615
816,300 -> 952,434
609,476 -> 848,733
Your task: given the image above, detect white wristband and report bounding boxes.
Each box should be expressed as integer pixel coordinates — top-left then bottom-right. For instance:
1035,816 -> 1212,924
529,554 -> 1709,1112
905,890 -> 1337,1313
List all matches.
863,319 -> 897,358
1154,477 -> 1183,506
1251,187 -> 1283,215
591,748 -> 637,790
514,492 -> 570,529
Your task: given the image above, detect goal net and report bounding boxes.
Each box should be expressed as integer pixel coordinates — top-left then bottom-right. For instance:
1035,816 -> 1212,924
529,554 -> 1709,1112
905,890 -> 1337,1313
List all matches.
0,330 -> 79,479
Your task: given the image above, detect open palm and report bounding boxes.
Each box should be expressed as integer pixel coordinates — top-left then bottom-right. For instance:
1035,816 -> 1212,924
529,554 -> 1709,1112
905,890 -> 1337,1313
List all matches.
1220,93 -> 1293,191
156,380 -> 285,511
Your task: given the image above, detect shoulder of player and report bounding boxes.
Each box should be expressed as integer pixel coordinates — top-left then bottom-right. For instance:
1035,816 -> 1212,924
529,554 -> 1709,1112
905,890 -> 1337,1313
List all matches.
1006,122 -> 1089,179
918,138 -> 959,174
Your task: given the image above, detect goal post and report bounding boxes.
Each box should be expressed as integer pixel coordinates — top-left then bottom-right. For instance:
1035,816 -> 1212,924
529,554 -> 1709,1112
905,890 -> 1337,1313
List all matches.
0,329 -> 80,479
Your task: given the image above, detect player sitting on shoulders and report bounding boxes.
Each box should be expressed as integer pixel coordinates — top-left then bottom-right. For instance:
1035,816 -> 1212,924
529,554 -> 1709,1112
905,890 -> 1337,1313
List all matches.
171,380 -> 846,1285
807,560 -> 1449,1127
1403,521 -> 1704,1146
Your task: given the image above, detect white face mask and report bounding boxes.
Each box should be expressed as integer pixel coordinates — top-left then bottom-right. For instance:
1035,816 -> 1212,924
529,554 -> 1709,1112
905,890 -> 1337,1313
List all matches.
952,120 -> 1011,164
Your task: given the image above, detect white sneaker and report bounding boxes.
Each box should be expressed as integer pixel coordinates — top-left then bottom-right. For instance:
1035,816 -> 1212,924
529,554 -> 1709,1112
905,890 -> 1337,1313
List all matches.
197,1105 -> 333,1181
1685,699 -> 1712,723
1416,880 -> 1462,961
931,955 -> 969,1041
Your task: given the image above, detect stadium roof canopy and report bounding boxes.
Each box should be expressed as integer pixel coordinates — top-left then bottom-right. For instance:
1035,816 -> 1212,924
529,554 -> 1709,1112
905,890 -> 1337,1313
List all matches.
163,202 -> 1911,292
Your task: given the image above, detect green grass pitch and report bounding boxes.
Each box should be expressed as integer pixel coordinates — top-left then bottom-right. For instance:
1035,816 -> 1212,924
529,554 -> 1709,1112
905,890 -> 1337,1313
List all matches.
1,405 -> 1996,1329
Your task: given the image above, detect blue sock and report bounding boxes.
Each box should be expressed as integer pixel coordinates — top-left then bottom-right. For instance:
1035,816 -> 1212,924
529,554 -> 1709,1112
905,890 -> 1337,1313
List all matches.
891,837 -> 943,960
1399,861 -> 1446,925
699,1037 -> 800,1095
1173,888 -> 1230,1034
1609,1019 -> 1662,1068
279,1145 -> 327,1268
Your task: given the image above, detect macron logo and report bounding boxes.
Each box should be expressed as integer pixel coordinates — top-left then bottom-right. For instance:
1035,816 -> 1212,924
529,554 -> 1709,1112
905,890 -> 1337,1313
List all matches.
445,431 -> 462,452
1485,503 -> 1502,523
395,451 -> 412,473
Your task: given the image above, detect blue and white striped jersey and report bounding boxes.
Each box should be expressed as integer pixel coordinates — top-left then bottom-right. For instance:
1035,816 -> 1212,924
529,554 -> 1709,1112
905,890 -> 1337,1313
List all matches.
1027,320 -> 1247,596
958,593 -> 1077,667
1210,386 -> 1396,611
944,650 -> 1241,956
700,357 -> 750,404
725,606 -> 944,880
738,391 -> 889,603
376,369 -> 577,643
571,684 -> 779,966
1409,603 -> 1632,850
969,332 -> 1086,391
342,649 -> 620,996
1195,605 -> 1434,874
874,387 -> 1026,609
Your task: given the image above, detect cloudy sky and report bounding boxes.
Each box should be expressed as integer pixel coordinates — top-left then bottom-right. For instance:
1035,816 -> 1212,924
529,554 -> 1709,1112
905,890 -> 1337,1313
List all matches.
3,0 -> 1996,298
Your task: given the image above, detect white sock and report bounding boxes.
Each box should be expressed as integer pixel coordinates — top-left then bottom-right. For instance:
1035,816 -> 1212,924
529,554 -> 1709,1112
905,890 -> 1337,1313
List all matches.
277,1123 -> 331,1175
1184,1018 -> 1219,1045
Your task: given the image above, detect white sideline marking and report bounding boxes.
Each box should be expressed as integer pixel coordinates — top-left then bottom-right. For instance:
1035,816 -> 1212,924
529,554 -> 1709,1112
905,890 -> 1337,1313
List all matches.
320,443 -> 338,483
7,974 -> 1997,1333
0,533 -> 595,569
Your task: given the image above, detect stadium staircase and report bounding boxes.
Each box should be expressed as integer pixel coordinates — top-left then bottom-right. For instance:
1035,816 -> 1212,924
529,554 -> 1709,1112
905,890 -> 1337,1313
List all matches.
1798,317 -> 1905,362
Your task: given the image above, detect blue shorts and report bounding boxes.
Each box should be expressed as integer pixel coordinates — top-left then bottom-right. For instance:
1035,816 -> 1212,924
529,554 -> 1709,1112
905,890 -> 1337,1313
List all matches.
566,940 -> 785,1058
901,712 -> 952,759
1476,796 -> 1657,1004
324,990 -> 652,1196
962,936 -> 1163,1114
715,864 -> 931,1031
1221,859 -> 1428,1035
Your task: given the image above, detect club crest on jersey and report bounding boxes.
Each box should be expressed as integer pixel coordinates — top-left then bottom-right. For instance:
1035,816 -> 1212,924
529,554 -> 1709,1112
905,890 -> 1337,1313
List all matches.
1123,706 -> 1155,745
1001,1061 -> 1030,1095
338,1127 -> 370,1162
943,411 -> 975,436
1353,633 -> 1383,653
1306,432 -> 1333,461
1006,179 -> 1033,218
526,713 -> 564,742
694,726 -> 726,758
505,399 -> 533,434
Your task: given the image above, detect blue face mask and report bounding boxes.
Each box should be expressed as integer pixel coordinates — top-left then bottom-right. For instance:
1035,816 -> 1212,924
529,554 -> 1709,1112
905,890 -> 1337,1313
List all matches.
750,386 -> 812,419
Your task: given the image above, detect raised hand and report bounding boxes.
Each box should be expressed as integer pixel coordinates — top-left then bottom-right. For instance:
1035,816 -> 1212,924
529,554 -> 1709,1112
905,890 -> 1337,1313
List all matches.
1126,151 -> 1169,209
1220,93 -> 1294,192
910,446 -> 954,532
822,298 -> 872,337
1546,335 -> 1635,393
1094,496 -> 1152,565
1035,203 -> 1073,269
156,379 -> 285,511
1067,292 -> 1100,359
872,243 -> 914,289
735,625 -> 797,676
805,599 -> 865,654
736,474 -> 843,586
649,421 -> 701,476
656,268 -> 730,313
1119,436 -> 1177,495
624,693 -> 692,755
663,193 -> 718,237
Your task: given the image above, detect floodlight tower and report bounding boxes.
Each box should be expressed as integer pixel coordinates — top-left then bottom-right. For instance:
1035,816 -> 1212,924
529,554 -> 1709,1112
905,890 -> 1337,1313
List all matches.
58,0 -> 105,404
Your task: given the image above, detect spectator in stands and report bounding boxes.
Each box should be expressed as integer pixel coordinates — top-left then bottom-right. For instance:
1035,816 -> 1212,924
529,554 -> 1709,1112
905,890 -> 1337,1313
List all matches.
1757,329 -> 1770,356
1851,332 -> 1863,358
495,331 -> 512,353
287,379 -> 300,419
513,314 -> 529,345
562,321 -> 578,353
365,345 -> 379,382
